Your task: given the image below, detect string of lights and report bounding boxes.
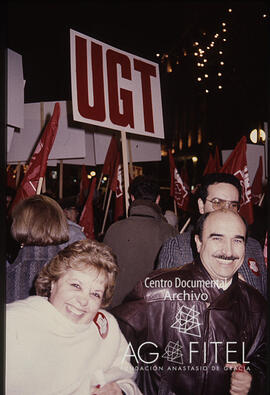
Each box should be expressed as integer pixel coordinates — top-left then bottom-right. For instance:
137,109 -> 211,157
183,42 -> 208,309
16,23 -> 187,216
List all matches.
192,8 -> 233,94
155,7 -> 268,96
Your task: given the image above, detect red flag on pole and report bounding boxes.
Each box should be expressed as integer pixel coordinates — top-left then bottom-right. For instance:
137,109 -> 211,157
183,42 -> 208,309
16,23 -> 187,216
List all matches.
169,150 -> 190,211
203,153 -> 215,175
110,151 -> 124,221
220,136 -> 253,224
78,165 -> 90,206
102,136 -> 118,178
251,156 -> 263,206
180,166 -> 189,186
203,146 -> 221,175
10,103 -> 60,212
79,177 -> 97,240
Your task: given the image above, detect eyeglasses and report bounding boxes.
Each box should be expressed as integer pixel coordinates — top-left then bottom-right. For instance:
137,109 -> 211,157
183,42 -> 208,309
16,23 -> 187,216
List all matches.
206,198 -> 240,211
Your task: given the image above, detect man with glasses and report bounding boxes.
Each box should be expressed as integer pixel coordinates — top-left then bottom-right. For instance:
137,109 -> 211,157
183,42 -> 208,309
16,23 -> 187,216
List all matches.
157,173 -> 267,298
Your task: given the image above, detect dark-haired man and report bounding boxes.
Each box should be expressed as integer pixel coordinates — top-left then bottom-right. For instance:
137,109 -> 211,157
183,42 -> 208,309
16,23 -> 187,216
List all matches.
113,210 -> 267,395
104,175 -> 178,308
157,173 -> 267,298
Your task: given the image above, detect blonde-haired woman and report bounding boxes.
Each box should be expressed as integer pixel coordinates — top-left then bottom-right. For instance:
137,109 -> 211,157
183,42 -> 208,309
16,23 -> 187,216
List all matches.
6,239 -> 141,395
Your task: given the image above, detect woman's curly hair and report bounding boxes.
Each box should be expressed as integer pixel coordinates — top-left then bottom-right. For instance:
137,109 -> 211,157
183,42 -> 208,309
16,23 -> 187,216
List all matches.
35,239 -> 119,307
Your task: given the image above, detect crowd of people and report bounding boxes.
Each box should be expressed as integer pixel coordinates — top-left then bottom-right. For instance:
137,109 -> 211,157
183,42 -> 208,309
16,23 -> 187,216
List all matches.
5,173 -> 268,394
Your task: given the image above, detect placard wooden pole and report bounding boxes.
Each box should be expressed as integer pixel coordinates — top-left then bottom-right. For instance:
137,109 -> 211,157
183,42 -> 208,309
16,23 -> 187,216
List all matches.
59,160 -> 63,199
121,130 -> 130,218
40,102 -> 45,131
127,138 -> 133,179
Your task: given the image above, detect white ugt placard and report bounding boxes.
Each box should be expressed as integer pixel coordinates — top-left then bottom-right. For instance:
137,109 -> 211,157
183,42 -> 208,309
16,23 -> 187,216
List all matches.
70,29 -> 164,139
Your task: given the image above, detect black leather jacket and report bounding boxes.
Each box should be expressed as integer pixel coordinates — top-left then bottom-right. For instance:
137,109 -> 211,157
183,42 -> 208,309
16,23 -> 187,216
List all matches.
112,261 -> 267,395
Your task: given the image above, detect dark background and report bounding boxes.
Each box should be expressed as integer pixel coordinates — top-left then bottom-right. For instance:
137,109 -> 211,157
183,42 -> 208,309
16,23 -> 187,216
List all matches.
5,1 -> 270,191
6,1 -> 269,141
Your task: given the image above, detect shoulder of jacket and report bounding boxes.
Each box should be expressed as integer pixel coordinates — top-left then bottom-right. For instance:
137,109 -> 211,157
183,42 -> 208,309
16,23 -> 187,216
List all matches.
238,280 -> 267,307
145,264 -> 194,282
163,231 -> 191,245
246,236 -> 262,248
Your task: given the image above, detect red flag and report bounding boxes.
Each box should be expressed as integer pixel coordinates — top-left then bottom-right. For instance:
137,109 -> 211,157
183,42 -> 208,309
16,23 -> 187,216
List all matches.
220,136 -> 253,224
110,151 -> 124,221
102,136 -> 118,178
169,150 -> 189,211
203,146 -> 221,175
214,146 -> 221,171
78,165 -> 90,206
251,156 -> 263,206
10,103 -> 60,212
180,166 -> 189,186
79,177 -> 97,240
203,153 -> 215,175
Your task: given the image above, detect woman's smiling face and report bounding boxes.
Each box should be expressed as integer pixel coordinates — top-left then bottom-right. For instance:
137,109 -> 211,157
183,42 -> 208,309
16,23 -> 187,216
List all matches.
49,268 -> 106,324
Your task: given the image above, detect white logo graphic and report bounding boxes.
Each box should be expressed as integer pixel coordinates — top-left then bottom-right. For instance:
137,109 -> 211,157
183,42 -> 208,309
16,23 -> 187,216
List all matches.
174,168 -> 188,206
116,164 -> 124,198
162,341 -> 184,364
234,167 -> 251,206
171,305 -> 201,337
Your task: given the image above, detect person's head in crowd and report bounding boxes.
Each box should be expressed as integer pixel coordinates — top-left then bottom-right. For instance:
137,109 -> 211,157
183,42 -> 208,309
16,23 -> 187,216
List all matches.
194,209 -> 247,283
11,195 -> 69,246
35,239 -> 118,321
6,187 -> 16,209
59,196 -> 80,224
196,173 -> 241,215
128,175 -> 160,205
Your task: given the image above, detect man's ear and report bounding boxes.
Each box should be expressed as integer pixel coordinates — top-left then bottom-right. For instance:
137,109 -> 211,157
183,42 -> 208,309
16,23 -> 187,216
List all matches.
130,194 -> 135,202
197,198 -> 205,214
195,234 -> 202,253
155,195 -> 160,205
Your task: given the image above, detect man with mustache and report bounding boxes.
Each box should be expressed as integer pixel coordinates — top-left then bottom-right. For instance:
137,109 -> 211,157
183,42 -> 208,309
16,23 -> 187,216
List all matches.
157,173 -> 267,299
113,210 -> 267,395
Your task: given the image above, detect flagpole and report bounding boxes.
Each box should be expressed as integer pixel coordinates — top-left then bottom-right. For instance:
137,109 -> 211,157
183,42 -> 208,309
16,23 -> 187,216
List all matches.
258,192 -> 265,207
102,179 -> 110,210
42,177 -> 46,193
97,172 -> 103,191
180,217 -> 191,234
121,130 -> 130,218
36,177 -> 43,195
101,189 -> 113,235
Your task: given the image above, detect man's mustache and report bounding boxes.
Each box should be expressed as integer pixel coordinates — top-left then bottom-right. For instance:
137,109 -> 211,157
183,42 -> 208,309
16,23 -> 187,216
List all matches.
213,254 -> 239,261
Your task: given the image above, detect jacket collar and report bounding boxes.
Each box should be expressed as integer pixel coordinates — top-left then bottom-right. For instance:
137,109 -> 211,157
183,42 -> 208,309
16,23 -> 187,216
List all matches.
129,199 -> 166,220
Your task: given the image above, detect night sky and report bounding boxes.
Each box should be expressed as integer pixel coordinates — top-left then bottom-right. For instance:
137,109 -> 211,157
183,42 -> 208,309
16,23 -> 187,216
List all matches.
6,1 -> 269,149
